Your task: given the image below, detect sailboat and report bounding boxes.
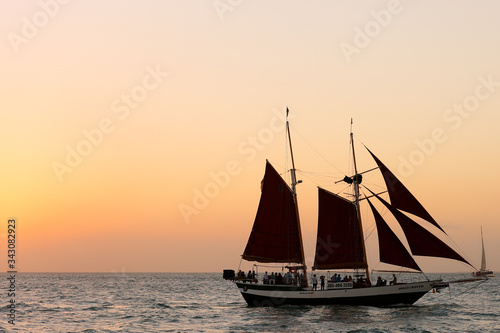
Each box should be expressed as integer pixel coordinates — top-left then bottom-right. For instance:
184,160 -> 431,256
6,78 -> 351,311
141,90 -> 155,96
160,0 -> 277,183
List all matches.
473,226 -> 494,277
226,112 -> 476,306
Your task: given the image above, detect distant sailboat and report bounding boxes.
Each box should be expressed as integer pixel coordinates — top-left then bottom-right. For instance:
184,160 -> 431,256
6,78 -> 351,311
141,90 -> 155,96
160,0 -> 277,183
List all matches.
225,111 -> 479,306
473,226 -> 494,277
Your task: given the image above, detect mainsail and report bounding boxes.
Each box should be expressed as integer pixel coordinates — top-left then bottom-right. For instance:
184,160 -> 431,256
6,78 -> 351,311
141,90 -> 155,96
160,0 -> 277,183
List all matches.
313,188 -> 367,270
242,161 -> 303,263
366,148 -> 445,233
366,197 -> 421,271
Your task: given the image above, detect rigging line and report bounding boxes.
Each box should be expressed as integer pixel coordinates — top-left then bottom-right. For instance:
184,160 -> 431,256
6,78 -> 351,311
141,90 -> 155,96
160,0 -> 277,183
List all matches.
295,172 -> 323,188
359,186 -> 388,206
297,170 -> 337,178
237,257 -> 243,272
332,183 -> 351,196
269,161 -> 287,177
349,132 -> 373,175
296,170 -> 340,185
371,269 -> 424,274
443,235 -> 477,270
344,166 -> 381,178
289,123 -> 345,175
360,181 -> 387,194
253,263 -> 298,269
358,192 -> 376,241
351,132 -> 369,151
364,223 -> 376,242
360,186 -> 390,217
299,170 -> 342,177
449,279 -> 488,299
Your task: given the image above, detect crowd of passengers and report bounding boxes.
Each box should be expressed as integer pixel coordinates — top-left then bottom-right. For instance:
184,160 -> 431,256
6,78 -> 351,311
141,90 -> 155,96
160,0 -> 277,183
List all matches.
328,274 -> 395,287
236,270 -> 256,280
329,274 -> 352,283
236,270 -> 304,286
315,274 -> 371,289
261,271 -> 305,285
236,269 -> 397,288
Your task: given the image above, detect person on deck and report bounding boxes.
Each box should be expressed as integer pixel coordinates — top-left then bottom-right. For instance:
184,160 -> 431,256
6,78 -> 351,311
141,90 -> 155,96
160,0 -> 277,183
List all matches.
355,277 -> 364,288
312,274 -> 318,290
390,274 -> 397,285
320,275 -> 325,290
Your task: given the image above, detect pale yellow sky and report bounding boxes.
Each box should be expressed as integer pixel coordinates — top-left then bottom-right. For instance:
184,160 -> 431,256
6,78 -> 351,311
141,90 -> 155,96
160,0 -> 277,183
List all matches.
1,0 -> 499,273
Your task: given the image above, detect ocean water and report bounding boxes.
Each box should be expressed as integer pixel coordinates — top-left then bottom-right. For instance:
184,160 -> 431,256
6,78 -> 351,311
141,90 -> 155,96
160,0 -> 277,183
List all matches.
0,273 -> 498,332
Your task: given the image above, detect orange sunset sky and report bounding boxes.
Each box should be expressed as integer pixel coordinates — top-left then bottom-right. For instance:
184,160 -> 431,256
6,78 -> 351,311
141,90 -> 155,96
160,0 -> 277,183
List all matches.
1,1 -> 499,273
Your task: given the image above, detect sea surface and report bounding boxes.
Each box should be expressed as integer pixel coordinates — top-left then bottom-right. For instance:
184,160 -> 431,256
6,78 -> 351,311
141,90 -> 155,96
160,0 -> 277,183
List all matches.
0,273 -> 498,332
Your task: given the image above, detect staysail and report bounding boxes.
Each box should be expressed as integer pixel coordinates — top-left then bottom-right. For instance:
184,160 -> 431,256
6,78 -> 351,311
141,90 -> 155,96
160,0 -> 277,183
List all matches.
366,148 -> 445,233
242,161 -> 303,263
371,191 -> 471,266
366,197 -> 421,271
313,188 -> 367,270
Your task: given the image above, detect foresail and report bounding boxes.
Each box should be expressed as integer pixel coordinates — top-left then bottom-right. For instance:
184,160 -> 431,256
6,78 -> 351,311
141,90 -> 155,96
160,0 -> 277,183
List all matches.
366,198 -> 421,271
366,147 -> 445,233
373,192 -> 472,266
242,161 -> 303,263
313,188 -> 367,270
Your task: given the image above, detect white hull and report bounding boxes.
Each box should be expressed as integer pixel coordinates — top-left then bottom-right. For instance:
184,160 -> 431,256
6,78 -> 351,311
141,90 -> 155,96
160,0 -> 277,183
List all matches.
236,280 -> 444,306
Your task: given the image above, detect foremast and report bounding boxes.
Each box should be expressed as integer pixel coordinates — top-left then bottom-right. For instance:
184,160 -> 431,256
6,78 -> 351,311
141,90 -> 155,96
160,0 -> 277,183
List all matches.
286,110 -> 308,287
350,122 -> 370,281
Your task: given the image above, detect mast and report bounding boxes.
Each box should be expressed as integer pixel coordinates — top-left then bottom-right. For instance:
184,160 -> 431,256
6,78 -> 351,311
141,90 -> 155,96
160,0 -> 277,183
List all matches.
350,120 -> 370,281
286,108 -> 308,287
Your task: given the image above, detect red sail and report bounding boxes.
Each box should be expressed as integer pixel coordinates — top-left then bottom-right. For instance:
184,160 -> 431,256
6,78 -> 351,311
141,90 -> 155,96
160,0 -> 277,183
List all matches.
366,198 -> 421,271
242,161 -> 303,263
366,148 -> 445,233
313,188 -> 367,270
374,193 -> 471,266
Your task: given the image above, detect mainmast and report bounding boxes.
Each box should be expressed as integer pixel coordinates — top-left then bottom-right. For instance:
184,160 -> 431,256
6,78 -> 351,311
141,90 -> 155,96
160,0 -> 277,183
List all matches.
350,120 -> 370,281
286,108 -> 308,287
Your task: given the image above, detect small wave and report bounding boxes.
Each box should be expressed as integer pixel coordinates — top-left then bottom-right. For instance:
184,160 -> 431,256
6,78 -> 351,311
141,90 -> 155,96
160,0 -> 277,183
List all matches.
380,303 -> 412,308
156,303 -> 172,308
83,306 -> 105,311
40,307 -> 60,312
121,315 -> 135,319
